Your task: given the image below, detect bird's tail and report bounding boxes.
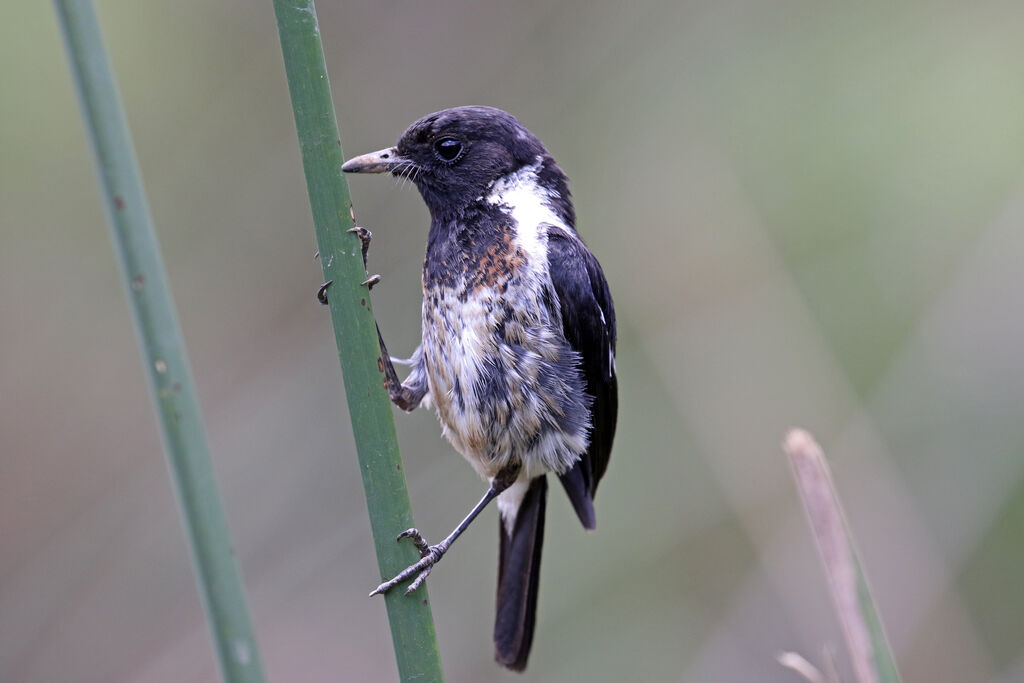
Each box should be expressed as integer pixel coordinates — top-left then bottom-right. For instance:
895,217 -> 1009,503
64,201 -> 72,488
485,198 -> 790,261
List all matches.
494,476 -> 548,672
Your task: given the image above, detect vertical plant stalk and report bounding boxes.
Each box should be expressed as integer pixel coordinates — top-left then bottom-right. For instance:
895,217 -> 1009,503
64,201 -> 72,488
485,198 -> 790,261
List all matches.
783,428 -> 902,683
271,1 -> 444,680
54,2 -> 265,681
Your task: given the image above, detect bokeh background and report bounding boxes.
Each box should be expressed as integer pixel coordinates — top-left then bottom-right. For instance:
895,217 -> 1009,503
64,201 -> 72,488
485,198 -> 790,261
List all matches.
3,1 -> 1024,681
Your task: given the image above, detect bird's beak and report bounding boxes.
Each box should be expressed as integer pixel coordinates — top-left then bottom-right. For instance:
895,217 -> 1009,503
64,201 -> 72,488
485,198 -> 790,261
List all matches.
341,147 -> 406,174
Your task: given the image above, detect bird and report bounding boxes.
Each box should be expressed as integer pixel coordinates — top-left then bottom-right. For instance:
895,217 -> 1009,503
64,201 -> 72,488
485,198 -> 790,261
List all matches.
341,106 -> 617,671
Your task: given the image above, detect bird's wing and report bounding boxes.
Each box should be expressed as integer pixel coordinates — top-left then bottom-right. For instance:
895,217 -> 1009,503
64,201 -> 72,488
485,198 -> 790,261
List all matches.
546,226 -> 617,529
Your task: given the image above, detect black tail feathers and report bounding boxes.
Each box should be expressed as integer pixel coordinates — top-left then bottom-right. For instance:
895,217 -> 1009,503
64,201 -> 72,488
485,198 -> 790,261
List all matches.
494,476 -> 547,672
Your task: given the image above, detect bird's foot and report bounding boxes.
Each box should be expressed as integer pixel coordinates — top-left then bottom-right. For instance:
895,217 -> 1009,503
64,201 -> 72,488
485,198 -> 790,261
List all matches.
369,529 -> 448,597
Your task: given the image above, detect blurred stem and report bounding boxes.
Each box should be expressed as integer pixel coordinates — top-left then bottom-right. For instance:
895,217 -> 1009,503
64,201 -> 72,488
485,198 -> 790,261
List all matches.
271,1 -> 444,681
53,1 -> 265,681
784,429 -> 902,683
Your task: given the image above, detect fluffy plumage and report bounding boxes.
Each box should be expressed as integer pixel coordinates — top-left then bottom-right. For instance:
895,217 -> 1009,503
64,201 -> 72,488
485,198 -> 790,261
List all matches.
342,106 -> 617,672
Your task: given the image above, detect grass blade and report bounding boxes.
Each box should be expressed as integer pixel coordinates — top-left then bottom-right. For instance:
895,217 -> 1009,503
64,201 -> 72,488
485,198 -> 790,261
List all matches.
271,2 -> 444,680
784,428 -> 902,683
53,1 -> 266,681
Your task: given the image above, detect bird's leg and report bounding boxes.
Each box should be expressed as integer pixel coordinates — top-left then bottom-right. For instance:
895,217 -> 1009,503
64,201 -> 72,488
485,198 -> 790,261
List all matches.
350,227 -> 421,409
375,324 -> 424,411
371,463 -> 521,597
316,227 -> 380,305
376,324 -> 402,401
316,226 -> 424,410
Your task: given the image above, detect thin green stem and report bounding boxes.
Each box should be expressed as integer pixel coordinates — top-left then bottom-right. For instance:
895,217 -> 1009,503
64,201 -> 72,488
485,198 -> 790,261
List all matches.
54,2 -> 265,681
271,1 -> 444,681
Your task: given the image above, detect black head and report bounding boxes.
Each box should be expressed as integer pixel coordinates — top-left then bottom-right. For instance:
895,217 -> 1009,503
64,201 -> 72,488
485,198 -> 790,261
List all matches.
342,106 -> 573,224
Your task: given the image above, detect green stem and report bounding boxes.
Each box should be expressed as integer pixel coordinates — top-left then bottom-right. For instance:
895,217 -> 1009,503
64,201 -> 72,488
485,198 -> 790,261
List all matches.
53,2 -> 265,681
271,1 -> 444,681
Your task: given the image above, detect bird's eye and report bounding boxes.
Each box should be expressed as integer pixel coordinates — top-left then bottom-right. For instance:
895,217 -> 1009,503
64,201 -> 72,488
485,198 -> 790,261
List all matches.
433,137 -> 464,163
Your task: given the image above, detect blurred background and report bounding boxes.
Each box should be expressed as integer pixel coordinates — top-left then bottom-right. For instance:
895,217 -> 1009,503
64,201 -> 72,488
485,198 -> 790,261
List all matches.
3,1 -> 1024,681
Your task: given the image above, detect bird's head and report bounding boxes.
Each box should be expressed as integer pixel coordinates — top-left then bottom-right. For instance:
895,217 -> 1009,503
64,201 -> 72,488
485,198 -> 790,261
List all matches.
342,106 -> 571,223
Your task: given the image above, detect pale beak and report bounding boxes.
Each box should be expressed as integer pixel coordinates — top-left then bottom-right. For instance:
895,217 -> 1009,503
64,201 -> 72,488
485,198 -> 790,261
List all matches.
341,146 -> 407,174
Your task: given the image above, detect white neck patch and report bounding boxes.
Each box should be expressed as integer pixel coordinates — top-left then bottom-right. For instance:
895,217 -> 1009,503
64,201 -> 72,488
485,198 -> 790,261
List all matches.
485,158 -> 566,259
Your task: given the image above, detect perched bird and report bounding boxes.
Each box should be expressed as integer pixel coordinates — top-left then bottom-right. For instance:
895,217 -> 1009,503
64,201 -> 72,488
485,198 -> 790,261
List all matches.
341,106 -> 617,671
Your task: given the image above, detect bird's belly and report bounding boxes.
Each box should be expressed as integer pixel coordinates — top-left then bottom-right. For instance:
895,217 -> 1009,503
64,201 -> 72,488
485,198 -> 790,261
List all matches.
421,284 -> 589,480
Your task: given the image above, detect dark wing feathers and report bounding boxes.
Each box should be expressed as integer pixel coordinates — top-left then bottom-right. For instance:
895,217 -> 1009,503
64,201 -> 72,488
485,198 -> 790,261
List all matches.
546,227 -> 617,529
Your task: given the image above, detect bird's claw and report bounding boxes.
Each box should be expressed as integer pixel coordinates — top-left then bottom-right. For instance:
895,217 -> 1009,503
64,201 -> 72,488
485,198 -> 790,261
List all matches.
317,280 -> 333,305
347,226 -> 373,269
341,226 -> 380,289
397,528 -> 431,557
316,272 -> 378,305
368,529 -> 445,597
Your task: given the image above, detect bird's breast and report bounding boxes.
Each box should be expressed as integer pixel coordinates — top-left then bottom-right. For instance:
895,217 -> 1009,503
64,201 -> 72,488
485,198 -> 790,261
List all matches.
420,270 -> 589,481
